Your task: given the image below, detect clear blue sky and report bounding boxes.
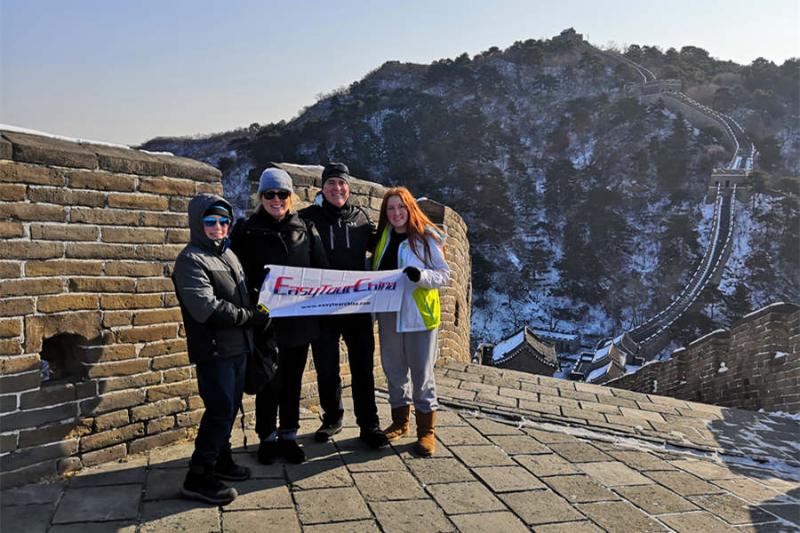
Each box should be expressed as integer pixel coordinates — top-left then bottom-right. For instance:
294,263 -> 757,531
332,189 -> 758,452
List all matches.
1,0 -> 798,145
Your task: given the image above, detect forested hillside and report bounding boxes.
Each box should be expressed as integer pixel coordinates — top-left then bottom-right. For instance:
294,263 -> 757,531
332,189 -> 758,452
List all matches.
142,30 -> 799,349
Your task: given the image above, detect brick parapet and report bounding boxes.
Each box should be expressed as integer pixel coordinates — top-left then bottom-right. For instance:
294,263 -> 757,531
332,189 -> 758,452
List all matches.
608,303 -> 800,413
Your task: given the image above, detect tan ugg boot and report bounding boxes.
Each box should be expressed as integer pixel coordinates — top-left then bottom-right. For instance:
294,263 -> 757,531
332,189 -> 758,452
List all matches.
383,405 -> 411,441
413,411 -> 436,457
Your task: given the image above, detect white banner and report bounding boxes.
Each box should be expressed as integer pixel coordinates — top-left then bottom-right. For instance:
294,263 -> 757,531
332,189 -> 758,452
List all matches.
257,265 -> 405,317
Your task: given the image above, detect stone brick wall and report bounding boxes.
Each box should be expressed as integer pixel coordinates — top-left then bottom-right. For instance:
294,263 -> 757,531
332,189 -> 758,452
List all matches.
607,302 -> 799,413
0,135 -> 471,487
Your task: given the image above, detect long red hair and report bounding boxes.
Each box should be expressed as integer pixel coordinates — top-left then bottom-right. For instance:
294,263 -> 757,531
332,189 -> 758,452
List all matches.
376,187 -> 442,262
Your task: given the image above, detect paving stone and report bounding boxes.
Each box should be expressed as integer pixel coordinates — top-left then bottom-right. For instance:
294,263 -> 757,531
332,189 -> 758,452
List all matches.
670,459 -> 740,479
659,511 -> 739,532
711,477 -> 783,503
615,484 -> 699,514
70,456 -> 148,487
222,509 -> 301,533
352,471 -> 426,501
757,502 -> 800,527
576,501 -> 669,532
522,427 -> 580,444
148,442 -> 194,468
533,520 -> 604,532
543,474 -> 619,503
296,436 -> 340,462
226,478 -> 293,510
690,493 -> 777,525
303,519 -> 380,533
577,461 -> 654,486
515,453 -> 581,477
0,503 -> 53,533
434,408 -> 468,426
369,500 -> 454,533
449,511 -> 528,533
548,442 -> 613,463
646,470 -> 726,496
607,450 -> 677,471
465,416 -> 522,435
472,465 -> 546,492
294,487 -> 371,524
448,445 -> 515,467
139,499 -> 220,532
500,490 -> 584,525
426,481 -> 505,514
53,485 -> 141,523
1,482 -> 64,506
48,522 -> 137,533
143,467 -> 184,500
340,447 -> 408,471
436,425 -> 491,446
285,460 -> 353,490
404,457 -> 475,484
229,447 -> 286,478
487,434 -> 550,455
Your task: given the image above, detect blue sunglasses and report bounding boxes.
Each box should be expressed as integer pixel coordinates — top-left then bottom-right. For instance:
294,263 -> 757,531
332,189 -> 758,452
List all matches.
203,216 -> 231,227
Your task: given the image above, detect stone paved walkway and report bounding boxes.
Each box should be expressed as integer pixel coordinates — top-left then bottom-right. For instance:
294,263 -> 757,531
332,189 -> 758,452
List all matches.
2,362 -> 799,532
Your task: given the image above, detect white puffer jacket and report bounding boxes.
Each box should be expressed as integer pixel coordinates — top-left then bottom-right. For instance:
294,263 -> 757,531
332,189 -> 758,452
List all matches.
372,226 -> 450,332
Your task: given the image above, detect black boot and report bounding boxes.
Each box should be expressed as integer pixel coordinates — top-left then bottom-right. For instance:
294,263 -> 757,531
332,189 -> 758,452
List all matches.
258,440 -> 280,465
314,419 -> 343,442
182,463 -> 237,505
359,425 -> 390,449
214,447 -> 251,481
279,438 -> 306,464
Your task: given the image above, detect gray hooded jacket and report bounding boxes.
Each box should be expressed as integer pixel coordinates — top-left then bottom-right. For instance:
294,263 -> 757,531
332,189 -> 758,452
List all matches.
172,194 -> 254,362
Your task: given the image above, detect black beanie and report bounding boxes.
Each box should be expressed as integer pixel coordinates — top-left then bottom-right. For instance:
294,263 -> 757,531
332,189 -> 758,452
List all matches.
321,162 -> 350,185
204,202 -> 231,218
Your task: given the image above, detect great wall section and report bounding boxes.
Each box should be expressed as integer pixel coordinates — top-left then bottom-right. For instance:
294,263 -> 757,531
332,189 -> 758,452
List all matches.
568,43 -> 763,385
0,127 -> 472,487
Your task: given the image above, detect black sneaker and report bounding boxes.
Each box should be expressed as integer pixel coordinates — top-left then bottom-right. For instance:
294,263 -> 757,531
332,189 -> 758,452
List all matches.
359,426 -> 390,449
279,438 -> 306,464
181,464 -> 237,505
214,450 -> 251,481
314,419 -> 343,442
258,440 -> 280,465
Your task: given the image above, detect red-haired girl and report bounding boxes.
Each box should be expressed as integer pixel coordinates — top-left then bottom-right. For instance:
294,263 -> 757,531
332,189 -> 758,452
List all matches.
372,187 -> 449,456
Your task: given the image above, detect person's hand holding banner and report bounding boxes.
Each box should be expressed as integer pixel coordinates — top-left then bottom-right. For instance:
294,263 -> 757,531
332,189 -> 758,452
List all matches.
257,265 -> 406,317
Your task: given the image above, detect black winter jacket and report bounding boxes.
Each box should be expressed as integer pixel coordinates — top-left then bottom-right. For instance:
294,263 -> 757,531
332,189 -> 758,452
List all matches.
172,194 -> 254,363
230,209 -> 328,348
299,200 -> 376,271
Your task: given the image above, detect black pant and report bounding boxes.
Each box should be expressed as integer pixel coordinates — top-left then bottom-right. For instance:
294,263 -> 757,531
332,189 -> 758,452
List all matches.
255,343 -> 309,439
311,314 -> 379,429
191,353 -> 246,466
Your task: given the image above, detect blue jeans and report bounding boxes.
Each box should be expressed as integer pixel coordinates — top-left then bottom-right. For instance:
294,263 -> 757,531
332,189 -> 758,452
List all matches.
191,353 -> 246,466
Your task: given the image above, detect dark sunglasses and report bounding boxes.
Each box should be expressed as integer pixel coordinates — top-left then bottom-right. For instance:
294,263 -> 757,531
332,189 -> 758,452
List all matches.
262,190 -> 290,200
203,216 -> 231,227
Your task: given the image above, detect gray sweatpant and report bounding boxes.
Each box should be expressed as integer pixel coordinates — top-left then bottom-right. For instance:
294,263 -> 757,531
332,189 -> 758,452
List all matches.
377,312 -> 439,413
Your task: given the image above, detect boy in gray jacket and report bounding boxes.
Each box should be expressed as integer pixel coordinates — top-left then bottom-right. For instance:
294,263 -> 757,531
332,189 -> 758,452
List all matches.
172,194 -> 267,504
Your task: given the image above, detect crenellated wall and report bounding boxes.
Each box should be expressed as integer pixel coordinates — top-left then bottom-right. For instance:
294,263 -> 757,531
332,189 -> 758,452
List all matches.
0,132 -> 471,487
607,302 -> 799,413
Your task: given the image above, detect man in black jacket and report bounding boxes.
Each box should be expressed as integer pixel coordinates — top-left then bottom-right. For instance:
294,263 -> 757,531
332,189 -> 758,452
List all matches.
172,194 -> 268,504
300,163 -> 388,448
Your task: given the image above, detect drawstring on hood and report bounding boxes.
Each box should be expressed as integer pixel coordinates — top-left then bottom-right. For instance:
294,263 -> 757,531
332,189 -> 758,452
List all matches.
188,194 -> 234,254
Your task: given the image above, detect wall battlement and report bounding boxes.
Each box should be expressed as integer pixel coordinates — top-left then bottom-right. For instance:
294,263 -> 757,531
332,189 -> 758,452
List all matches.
607,302 -> 799,413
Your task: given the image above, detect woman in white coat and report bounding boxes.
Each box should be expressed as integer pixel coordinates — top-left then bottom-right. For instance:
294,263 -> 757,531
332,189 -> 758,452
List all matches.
371,187 -> 449,456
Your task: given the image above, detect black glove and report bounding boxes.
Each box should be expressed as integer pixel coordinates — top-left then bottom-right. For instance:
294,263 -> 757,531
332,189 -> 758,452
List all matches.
246,306 -> 271,331
403,266 -> 421,283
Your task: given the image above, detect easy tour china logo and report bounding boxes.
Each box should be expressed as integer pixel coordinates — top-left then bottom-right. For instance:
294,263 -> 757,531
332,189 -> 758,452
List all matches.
272,276 -> 399,297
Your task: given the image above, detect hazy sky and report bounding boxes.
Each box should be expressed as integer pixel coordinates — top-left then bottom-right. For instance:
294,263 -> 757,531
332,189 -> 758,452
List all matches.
1,0 -> 798,145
